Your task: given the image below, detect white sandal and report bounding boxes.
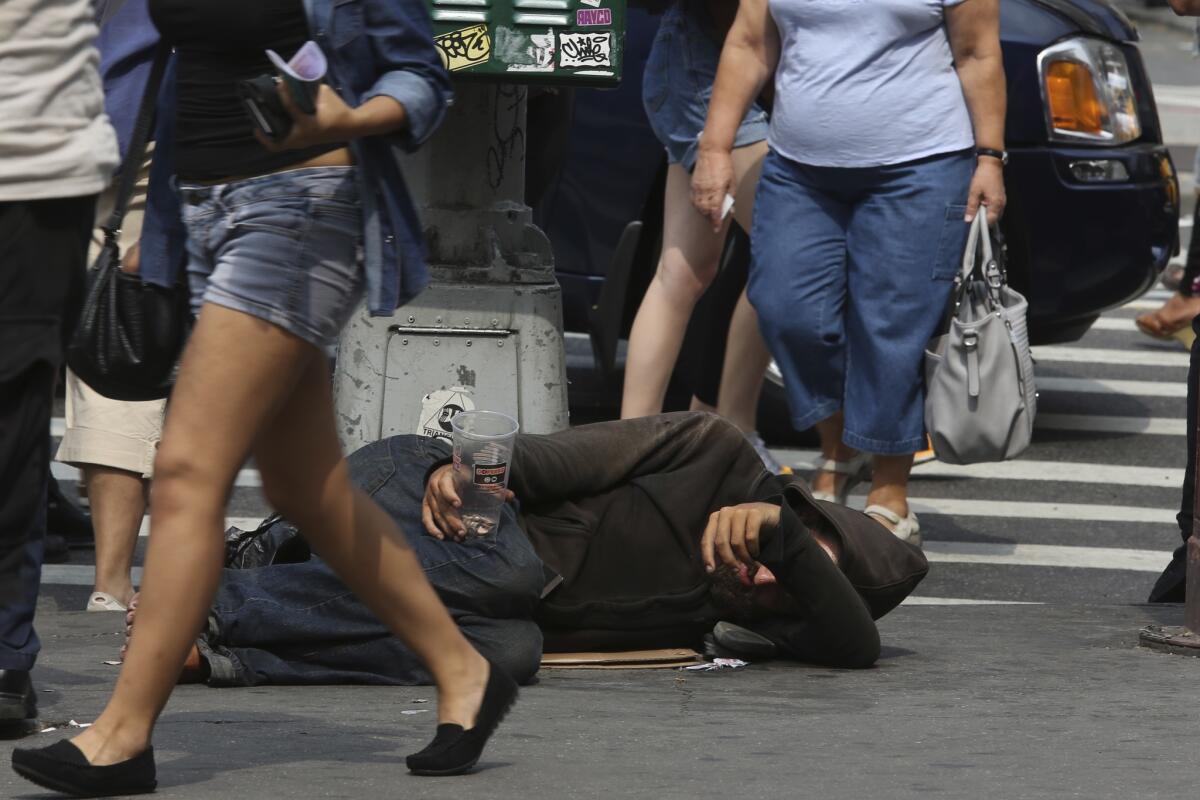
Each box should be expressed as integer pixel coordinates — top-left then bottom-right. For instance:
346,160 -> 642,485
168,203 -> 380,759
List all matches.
809,454 -> 871,505
86,591 -> 127,612
864,504 -> 922,547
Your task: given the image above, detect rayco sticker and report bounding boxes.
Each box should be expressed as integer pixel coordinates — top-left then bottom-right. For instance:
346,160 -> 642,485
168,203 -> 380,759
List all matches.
576,8 -> 612,26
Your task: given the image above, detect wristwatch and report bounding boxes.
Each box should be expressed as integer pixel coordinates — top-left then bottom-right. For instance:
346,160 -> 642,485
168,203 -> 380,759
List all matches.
976,147 -> 1009,166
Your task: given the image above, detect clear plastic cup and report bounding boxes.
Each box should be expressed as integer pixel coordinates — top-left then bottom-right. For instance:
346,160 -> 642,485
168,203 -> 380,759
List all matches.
450,411 -> 519,537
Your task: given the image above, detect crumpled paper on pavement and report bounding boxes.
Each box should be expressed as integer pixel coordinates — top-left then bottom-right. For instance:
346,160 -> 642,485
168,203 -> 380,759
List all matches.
681,658 -> 748,671
40,720 -> 92,733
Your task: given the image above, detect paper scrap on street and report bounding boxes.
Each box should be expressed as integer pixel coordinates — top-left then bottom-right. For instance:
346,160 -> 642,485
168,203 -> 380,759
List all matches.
682,658 -> 748,671
400,709 -> 428,715
40,720 -> 92,733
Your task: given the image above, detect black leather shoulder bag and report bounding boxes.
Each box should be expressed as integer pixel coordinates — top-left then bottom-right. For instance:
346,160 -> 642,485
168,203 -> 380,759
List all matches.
67,44 -> 191,402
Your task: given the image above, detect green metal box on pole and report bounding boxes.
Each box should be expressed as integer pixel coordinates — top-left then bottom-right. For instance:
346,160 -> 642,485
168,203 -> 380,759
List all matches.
427,0 -> 625,86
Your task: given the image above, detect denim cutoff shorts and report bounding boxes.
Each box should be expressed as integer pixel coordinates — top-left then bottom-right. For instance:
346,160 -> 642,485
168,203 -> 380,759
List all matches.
178,166 -> 364,352
748,149 -> 974,455
642,3 -> 769,171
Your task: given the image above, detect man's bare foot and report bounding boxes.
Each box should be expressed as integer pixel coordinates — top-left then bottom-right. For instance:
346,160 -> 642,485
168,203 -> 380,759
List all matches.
120,592 -> 205,684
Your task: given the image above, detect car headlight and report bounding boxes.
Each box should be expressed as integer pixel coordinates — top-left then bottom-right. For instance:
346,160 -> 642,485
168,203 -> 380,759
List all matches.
1037,37 -> 1141,144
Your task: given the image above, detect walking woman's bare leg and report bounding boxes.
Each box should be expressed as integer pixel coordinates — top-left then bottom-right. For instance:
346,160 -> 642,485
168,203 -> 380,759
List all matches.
621,164 -> 726,418
621,142 -> 768,419
69,305 -> 348,765
250,352 -> 488,728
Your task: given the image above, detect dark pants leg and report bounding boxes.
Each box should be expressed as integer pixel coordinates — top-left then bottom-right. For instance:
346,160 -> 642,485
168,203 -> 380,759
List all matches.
0,196 -> 94,671
204,434 -> 546,686
1149,317 -> 1199,603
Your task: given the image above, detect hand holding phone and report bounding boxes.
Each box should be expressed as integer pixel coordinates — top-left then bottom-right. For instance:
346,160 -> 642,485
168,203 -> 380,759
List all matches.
238,75 -> 292,141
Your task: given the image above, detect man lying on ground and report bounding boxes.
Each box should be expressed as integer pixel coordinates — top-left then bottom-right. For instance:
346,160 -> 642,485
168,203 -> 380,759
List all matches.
128,413 -> 928,686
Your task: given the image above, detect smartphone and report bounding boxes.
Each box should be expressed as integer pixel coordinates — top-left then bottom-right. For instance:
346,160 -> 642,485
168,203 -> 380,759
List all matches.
237,75 -> 292,141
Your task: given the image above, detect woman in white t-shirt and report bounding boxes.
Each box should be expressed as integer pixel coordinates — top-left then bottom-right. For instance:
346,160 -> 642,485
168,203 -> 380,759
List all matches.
692,0 -> 1006,545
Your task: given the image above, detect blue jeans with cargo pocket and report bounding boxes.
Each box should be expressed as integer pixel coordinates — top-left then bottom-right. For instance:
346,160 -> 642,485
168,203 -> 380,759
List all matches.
748,148 -> 974,454
199,435 -> 546,686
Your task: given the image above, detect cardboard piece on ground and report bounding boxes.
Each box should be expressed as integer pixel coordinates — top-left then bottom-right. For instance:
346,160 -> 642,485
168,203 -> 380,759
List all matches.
541,648 -> 703,669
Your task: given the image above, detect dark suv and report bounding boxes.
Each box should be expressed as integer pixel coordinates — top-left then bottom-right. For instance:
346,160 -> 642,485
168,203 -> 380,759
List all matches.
531,0 -> 1179,411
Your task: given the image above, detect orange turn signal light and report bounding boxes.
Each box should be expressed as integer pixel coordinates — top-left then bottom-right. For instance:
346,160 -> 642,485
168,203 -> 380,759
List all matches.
1045,61 -> 1104,136
1159,154 -> 1179,209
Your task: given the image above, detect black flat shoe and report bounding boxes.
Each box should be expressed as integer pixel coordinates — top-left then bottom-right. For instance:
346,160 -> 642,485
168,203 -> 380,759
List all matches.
11,739 -> 156,797
406,660 -> 518,776
0,669 -> 37,724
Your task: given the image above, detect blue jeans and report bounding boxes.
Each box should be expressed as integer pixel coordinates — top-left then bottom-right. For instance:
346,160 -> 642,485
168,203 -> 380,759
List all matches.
200,435 -> 546,686
748,148 -> 974,454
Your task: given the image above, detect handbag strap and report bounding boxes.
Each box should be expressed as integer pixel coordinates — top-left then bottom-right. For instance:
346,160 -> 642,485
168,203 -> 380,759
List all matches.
101,43 -> 171,245
954,208 -> 1007,308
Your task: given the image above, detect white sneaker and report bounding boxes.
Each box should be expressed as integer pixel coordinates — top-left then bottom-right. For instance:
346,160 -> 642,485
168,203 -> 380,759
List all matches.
86,592 -> 127,612
744,431 -> 784,474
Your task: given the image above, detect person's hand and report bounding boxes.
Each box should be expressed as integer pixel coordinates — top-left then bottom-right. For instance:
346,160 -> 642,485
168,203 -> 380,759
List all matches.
421,463 -> 515,542
691,147 -> 736,232
701,502 -> 782,572
422,464 -> 466,541
256,82 -> 358,152
965,158 -> 1006,225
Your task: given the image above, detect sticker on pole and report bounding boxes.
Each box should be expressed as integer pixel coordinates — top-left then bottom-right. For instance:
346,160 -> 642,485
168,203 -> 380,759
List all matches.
417,387 -> 476,442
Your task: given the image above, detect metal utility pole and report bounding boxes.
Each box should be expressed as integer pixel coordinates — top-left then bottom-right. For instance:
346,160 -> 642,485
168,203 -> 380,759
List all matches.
333,84 -> 569,452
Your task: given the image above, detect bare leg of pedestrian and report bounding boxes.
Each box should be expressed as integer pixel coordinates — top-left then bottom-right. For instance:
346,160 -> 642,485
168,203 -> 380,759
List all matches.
85,466 -> 145,609
621,143 -> 766,418
68,304 -> 491,768
714,290 -> 772,434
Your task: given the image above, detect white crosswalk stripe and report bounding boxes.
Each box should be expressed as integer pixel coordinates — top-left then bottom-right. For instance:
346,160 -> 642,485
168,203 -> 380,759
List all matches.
1032,346 -> 1190,368
1035,376 -> 1186,397
774,450 -> 1185,488
1034,414 -> 1185,436
921,542 -> 1171,572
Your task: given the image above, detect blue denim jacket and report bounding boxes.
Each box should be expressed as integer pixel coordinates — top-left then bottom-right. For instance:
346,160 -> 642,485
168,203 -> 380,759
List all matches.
95,0 -> 159,162
140,0 -> 453,315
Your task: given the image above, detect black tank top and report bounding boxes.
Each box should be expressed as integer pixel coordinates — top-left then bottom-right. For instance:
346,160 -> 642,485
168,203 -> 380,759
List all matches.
149,0 -> 341,182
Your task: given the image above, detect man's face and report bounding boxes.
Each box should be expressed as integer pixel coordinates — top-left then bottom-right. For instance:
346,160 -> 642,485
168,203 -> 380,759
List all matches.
708,561 -> 798,621
733,562 -> 794,614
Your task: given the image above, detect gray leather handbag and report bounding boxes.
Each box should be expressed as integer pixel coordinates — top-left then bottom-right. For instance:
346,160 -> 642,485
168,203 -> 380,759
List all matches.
924,213 -> 1036,464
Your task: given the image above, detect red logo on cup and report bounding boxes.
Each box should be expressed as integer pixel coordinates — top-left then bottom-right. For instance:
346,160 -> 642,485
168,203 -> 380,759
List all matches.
474,463 -> 508,487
